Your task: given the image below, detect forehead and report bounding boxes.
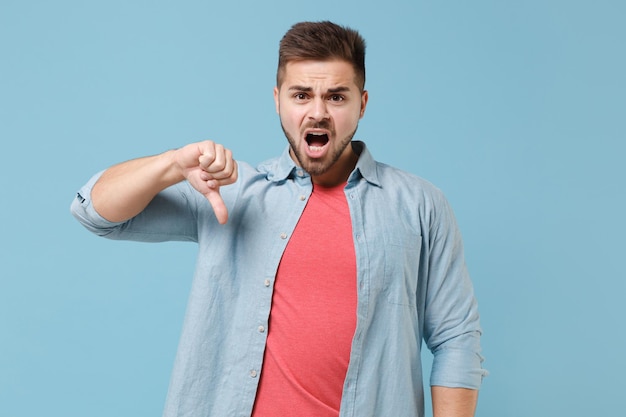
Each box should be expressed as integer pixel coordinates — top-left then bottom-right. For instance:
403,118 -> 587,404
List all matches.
280,59 -> 358,89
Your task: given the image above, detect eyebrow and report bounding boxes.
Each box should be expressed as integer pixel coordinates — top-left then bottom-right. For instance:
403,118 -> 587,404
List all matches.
287,85 -> 352,93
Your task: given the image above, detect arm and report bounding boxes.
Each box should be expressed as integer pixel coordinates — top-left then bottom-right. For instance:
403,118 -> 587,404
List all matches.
420,191 -> 486,410
91,140 -> 237,224
431,386 -> 478,417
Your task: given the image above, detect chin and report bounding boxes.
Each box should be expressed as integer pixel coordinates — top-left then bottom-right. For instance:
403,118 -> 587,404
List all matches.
298,156 -> 330,176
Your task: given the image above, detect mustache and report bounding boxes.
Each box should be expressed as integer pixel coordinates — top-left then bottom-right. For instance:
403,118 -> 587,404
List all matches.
303,121 -> 332,131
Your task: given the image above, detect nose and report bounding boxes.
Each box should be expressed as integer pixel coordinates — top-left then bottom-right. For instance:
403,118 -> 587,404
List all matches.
309,97 -> 329,121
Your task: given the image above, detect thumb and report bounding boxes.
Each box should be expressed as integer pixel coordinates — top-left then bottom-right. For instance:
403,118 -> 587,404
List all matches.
205,185 -> 229,225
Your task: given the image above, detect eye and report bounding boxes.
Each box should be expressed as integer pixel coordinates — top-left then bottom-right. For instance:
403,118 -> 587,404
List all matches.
294,93 -> 308,101
329,94 -> 345,102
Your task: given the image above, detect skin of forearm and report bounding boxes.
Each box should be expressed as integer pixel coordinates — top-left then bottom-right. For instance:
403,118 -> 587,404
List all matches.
91,150 -> 182,222
431,386 -> 478,417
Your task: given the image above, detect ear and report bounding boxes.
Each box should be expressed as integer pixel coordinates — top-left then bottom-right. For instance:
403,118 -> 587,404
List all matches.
359,90 -> 369,119
273,86 -> 280,114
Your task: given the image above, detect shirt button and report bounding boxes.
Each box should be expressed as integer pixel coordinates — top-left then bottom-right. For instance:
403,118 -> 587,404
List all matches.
280,232 -> 287,239
258,325 -> 266,333
250,370 -> 258,378
264,279 -> 271,287
299,195 -> 306,201
296,169 -> 304,177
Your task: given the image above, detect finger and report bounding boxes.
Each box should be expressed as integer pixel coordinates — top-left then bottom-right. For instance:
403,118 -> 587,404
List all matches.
198,141 -> 217,170
221,150 -> 236,179
205,187 -> 229,225
212,153 -> 236,183
199,171 -> 213,181
198,143 -> 223,173
206,143 -> 227,174
199,153 -> 215,171
227,159 -> 238,184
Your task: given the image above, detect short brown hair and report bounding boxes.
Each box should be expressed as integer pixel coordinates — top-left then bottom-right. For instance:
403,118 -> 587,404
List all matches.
277,21 -> 366,91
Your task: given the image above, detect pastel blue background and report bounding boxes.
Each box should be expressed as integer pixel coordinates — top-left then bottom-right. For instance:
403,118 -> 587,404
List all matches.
1,1 -> 624,416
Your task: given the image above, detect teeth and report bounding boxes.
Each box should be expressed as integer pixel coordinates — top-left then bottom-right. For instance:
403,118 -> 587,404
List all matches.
305,131 -> 328,152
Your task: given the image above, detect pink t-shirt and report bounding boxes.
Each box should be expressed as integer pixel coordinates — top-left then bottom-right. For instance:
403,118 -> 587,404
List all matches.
252,183 -> 357,417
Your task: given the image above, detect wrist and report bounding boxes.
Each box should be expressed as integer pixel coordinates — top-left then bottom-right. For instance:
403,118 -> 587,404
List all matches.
160,149 -> 187,187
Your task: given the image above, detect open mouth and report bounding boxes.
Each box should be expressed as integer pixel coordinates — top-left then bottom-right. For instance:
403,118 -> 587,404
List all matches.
305,132 -> 329,151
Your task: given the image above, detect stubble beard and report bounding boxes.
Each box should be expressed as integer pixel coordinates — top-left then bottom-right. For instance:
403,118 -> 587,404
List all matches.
281,121 -> 359,177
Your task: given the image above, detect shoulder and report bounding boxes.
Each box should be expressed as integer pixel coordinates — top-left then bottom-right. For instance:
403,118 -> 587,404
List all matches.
355,141 -> 446,205
374,161 -> 448,206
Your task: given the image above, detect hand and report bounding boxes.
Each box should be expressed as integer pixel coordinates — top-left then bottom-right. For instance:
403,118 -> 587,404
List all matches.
174,140 -> 238,224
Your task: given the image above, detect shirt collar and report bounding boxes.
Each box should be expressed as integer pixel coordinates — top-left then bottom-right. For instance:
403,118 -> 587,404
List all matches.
349,141 -> 381,187
263,141 -> 381,187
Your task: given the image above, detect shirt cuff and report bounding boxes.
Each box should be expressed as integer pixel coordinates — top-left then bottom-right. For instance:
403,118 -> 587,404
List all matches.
70,171 -> 125,233
430,347 -> 488,389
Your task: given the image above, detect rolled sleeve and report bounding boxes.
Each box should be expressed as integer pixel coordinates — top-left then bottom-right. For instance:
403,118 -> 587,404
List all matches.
70,171 -> 126,236
430,338 -> 487,389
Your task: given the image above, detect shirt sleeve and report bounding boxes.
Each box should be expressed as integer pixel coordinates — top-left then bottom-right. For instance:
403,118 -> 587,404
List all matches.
422,191 -> 488,389
70,171 -> 201,243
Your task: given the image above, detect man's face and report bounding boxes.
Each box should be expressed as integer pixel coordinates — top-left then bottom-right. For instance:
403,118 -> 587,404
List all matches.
274,59 -> 368,185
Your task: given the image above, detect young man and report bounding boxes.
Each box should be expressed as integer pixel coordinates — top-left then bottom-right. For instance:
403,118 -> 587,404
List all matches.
71,21 -> 486,417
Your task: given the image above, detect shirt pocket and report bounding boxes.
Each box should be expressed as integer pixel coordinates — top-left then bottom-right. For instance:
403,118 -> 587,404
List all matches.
383,233 -> 422,306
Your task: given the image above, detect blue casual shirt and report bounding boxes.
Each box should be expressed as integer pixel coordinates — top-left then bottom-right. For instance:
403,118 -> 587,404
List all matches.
71,141 -> 486,417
